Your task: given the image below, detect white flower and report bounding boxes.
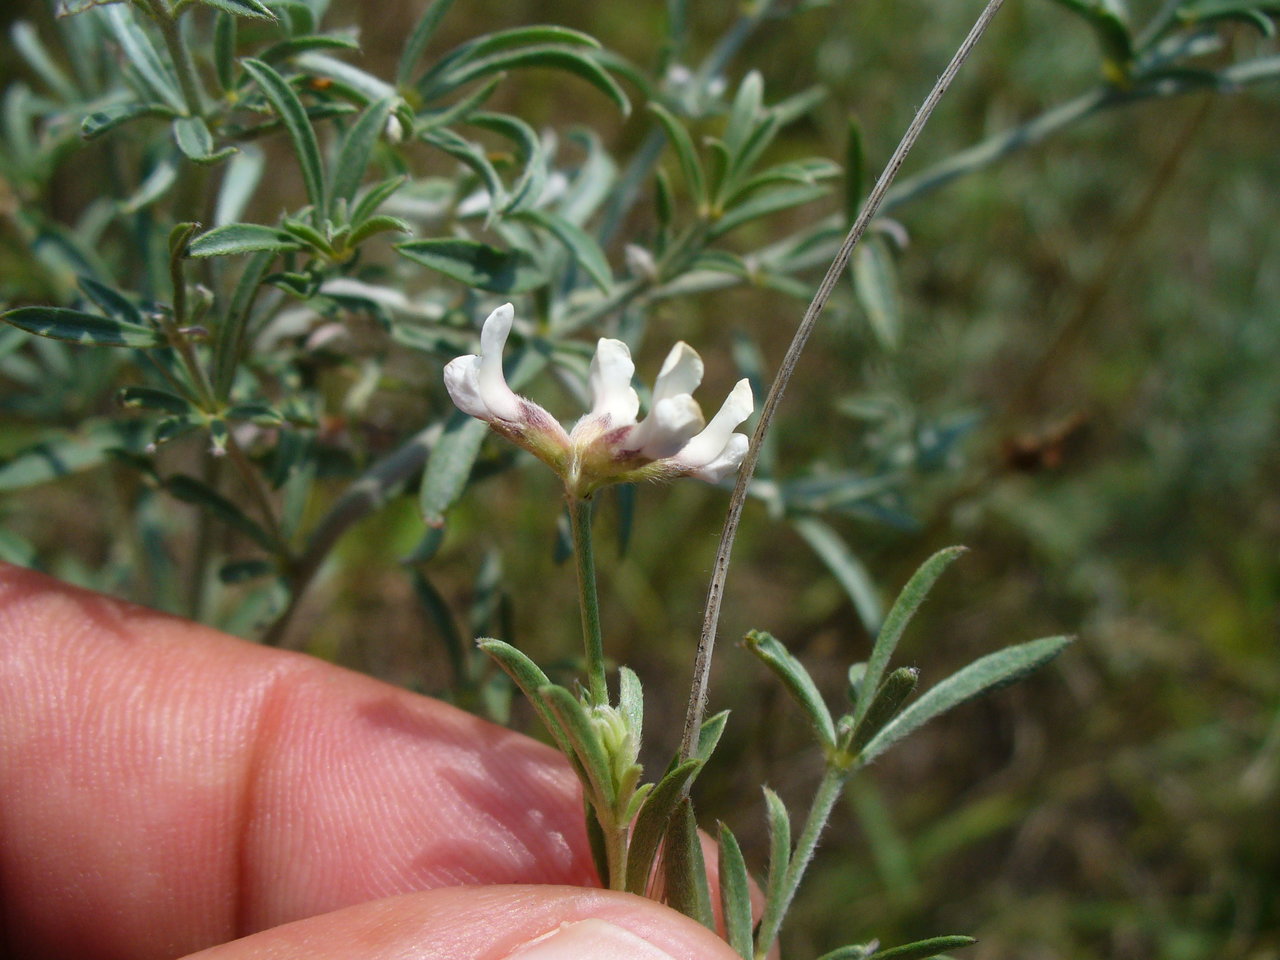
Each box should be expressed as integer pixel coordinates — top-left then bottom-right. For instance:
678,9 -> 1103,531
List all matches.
443,303 -> 753,496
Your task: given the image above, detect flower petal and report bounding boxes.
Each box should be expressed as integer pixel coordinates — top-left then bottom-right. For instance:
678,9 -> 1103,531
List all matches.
476,303 -> 522,421
691,432 -> 749,482
650,342 -> 704,405
443,355 -> 490,419
587,338 -> 640,425
675,378 -> 753,467
630,395 -> 705,459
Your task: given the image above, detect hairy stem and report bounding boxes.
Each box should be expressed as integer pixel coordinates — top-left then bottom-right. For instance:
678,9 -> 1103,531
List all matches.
753,766 -> 849,959
679,0 -> 1010,767
569,495 -> 608,706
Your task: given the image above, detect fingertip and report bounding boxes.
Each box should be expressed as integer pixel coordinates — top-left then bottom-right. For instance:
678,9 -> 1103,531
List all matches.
181,885 -> 741,960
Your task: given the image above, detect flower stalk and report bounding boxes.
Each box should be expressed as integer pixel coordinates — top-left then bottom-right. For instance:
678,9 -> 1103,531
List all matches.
569,495 -> 608,706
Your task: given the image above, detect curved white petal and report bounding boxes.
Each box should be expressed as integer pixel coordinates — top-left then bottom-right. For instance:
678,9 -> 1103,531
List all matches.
675,378 -> 753,467
588,338 -> 640,424
651,342 -> 704,406
630,395 -> 705,459
691,432 -> 749,482
443,355 -> 490,419
476,303 -> 521,421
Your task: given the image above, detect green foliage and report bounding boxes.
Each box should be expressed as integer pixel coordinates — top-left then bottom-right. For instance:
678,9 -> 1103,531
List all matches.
1,0 -> 1276,956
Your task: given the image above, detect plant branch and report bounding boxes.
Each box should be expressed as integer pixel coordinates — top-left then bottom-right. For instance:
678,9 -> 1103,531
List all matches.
678,0 -> 1011,767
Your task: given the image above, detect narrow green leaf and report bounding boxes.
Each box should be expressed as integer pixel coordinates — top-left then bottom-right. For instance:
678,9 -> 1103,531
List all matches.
396,238 -> 547,294
861,637 -> 1074,764
648,102 -> 705,204
745,629 -> 836,747
849,667 -> 919,753
863,935 -> 978,960
281,217 -> 334,254
166,474 -> 277,552
624,758 -> 702,894
294,52 -> 398,103
477,639 -> 576,764
0,421 -> 147,492
617,666 -> 644,742
242,58 -> 327,222
539,685 -> 615,808
350,175 -> 407,224
695,709 -> 730,764
717,823 -> 754,959
104,6 -> 185,113
762,787 -> 792,922
398,0 -> 459,87
119,385 -> 194,415
723,70 -> 764,163
194,0 -> 277,20
219,559 -> 276,584
427,45 -> 629,116
468,111 -> 547,215
172,115 -> 236,165
662,798 -> 714,929
215,145 -> 266,226
11,22 -> 80,102
709,183 -> 829,238
214,13 -> 236,93
2,306 -> 165,348
345,215 -> 411,247
792,516 -> 883,636
187,222 -> 302,257
851,546 -> 966,731
79,277 -> 144,325
412,568 -> 467,684
419,413 -> 488,526
332,97 -> 396,208
852,233 -> 904,350
514,209 -> 613,291
81,102 -> 175,140
420,127 -> 507,211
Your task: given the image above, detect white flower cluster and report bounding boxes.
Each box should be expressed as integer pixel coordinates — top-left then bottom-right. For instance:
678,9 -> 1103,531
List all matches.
444,304 -> 753,497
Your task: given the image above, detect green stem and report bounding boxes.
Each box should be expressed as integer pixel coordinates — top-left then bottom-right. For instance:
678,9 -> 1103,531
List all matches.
147,0 -> 208,120
569,495 -> 608,706
753,767 -> 849,959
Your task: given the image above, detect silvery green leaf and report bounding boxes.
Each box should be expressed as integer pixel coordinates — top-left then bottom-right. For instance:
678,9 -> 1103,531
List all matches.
420,127 -> 507,213
818,935 -> 976,960
469,111 -> 547,215
295,51 -> 397,103
709,182 -> 829,239
723,70 -> 764,163
0,420 -> 147,491
119,159 -> 178,214
648,102 -> 705,204
850,546 -> 966,730
624,758 -> 702,894
172,116 -> 237,165
513,209 -> 612,291
187,222 -> 302,257
762,786 -> 791,918
792,516 -> 883,637
104,6 -> 185,113
557,128 -> 617,227
193,0 -> 277,20
332,97 -> 396,208
662,798 -> 714,929
617,666 -> 643,741
849,667 -> 919,752
81,103 -> 176,140
396,238 -> 547,294
1,306 -> 165,348
166,474 -> 277,552
539,685 -> 615,808
242,58 -> 327,221
852,232 -> 904,350
745,629 -> 836,748
215,146 -> 266,227
119,385 -> 194,415
861,637 -> 1074,764
694,709 -> 730,764
717,823 -> 754,959
398,0 -> 458,86
418,413 -> 488,526
11,22 -> 79,102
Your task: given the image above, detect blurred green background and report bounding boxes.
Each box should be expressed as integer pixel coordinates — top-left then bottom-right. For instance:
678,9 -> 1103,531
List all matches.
1,1 -> 1277,958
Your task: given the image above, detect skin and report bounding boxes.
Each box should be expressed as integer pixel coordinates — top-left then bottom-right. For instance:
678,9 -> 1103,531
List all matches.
0,563 -> 739,960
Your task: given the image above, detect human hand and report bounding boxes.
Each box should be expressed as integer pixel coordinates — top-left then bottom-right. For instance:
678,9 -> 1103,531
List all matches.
0,564 -> 740,960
